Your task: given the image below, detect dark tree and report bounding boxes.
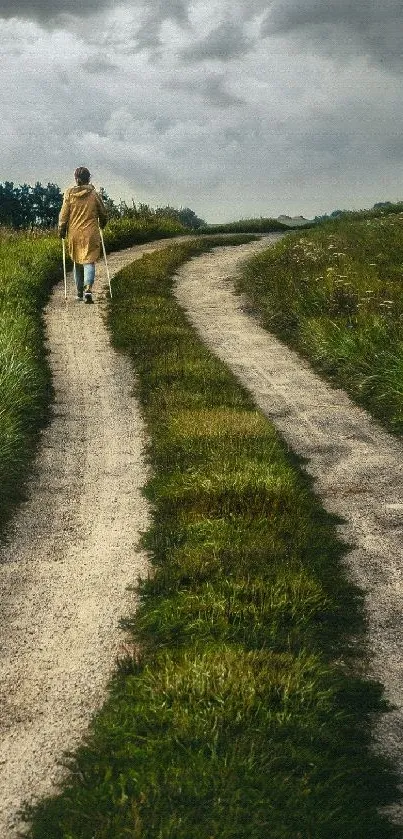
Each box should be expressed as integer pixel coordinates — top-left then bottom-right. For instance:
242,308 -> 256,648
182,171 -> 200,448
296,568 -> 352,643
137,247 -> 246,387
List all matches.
0,181 -> 62,229
177,207 -> 206,229
0,182 -> 24,227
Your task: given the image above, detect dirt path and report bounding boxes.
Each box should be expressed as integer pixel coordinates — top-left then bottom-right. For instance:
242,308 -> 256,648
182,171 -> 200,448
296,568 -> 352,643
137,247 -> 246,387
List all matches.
175,236 -> 403,820
0,237 -> 190,837
2,233 -> 403,834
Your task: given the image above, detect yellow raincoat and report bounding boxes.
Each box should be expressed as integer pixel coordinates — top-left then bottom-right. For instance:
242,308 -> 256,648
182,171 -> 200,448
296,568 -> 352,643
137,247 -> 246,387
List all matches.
58,184 -> 108,264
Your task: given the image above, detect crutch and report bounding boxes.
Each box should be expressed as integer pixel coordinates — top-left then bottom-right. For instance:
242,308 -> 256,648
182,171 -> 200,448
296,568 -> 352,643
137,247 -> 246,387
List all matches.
99,226 -> 113,299
62,238 -> 67,300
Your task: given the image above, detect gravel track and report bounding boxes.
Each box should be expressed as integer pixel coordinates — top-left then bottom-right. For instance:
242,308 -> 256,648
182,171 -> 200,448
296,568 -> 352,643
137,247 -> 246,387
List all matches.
175,236 -> 403,821
0,238 -> 188,837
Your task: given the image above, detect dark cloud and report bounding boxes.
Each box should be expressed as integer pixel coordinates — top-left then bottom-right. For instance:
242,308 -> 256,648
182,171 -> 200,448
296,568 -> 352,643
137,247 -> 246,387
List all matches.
262,0 -> 403,72
181,20 -> 252,63
166,72 -> 244,108
127,0 -> 190,51
0,0 -> 114,22
145,0 -> 188,24
0,0 -> 189,39
2,0 -> 403,221
82,56 -> 118,74
201,75 -> 244,107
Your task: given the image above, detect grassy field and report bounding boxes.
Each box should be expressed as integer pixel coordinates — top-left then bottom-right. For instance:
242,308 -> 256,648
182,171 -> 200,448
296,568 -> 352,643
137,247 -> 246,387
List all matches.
0,229 -> 62,531
26,237 -> 400,838
236,212 -> 403,433
198,218 -> 290,234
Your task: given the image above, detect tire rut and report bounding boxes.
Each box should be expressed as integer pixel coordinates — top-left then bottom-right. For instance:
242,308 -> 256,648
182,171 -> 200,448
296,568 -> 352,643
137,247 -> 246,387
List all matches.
0,239 -> 180,837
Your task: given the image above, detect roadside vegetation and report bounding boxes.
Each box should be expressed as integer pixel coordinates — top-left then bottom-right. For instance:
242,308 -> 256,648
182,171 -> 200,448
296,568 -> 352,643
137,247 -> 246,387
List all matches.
26,237 -> 400,838
0,228 -> 62,531
314,199 -> 403,224
0,179 -> 204,232
102,210 -> 186,251
198,217 -> 289,234
237,211 -> 403,433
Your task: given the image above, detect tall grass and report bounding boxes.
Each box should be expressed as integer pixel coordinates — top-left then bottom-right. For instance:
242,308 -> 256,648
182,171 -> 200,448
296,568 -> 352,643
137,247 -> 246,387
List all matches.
26,237 -> 400,838
0,229 -> 63,530
237,213 -> 403,433
198,218 -> 290,235
103,214 -> 187,251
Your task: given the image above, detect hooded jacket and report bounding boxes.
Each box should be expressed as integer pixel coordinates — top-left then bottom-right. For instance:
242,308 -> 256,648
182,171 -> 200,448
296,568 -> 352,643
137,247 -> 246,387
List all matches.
58,184 -> 108,264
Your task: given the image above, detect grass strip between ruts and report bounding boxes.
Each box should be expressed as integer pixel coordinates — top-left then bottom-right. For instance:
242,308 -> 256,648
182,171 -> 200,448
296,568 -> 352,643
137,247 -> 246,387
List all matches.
26,236 -> 401,838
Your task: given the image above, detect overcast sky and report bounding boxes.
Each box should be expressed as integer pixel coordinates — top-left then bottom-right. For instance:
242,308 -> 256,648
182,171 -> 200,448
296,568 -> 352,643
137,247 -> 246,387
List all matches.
1,0 -> 402,221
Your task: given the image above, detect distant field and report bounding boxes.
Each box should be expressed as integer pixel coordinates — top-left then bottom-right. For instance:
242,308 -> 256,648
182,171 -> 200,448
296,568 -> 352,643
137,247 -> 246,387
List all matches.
198,217 -> 290,234
237,212 -> 403,433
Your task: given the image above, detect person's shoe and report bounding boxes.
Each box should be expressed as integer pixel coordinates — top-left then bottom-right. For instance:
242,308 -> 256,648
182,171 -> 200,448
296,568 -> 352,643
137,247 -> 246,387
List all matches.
84,289 -> 93,304
76,292 -> 83,301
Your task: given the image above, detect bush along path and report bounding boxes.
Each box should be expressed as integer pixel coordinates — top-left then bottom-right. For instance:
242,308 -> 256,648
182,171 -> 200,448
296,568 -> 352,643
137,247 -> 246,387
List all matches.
26,238 -> 400,838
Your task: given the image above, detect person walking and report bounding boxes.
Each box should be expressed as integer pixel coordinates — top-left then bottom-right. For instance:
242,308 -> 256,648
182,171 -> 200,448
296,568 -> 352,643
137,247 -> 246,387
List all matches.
58,167 -> 108,303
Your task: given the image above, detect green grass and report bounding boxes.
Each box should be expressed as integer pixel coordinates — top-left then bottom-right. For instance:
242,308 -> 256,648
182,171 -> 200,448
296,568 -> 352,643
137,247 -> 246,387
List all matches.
0,229 -> 64,530
25,237 -> 401,838
198,218 -> 289,235
103,214 -> 187,252
236,213 -> 403,433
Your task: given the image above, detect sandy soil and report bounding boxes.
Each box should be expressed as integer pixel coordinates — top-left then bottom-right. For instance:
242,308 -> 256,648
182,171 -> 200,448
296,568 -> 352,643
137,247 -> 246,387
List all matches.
0,237 -> 189,837
175,236 -> 403,821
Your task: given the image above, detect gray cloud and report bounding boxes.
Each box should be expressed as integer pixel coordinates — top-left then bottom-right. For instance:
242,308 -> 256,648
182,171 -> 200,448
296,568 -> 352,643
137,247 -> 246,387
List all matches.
0,0 -> 189,40
134,0 -> 189,51
200,75 -> 244,107
1,0 -> 403,223
0,0 -> 114,21
263,0 -> 403,72
166,72 -> 244,108
82,56 -> 118,74
181,20 -> 252,63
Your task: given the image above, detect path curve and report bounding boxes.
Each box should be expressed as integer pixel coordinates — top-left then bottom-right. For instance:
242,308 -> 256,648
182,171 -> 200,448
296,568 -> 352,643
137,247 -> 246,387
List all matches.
0,237 -> 190,837
175,236 -> 403,820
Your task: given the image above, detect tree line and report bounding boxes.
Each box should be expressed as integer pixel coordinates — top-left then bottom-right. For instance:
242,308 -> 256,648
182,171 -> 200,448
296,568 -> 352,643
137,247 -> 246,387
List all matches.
0,181 -> 206,230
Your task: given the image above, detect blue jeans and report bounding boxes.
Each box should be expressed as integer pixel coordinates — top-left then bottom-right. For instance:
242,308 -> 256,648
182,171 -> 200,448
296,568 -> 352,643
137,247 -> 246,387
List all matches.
74,263 -> 95,293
